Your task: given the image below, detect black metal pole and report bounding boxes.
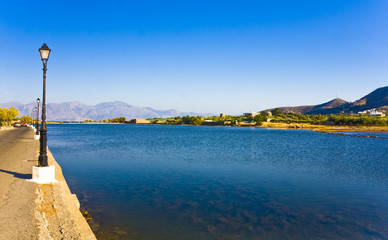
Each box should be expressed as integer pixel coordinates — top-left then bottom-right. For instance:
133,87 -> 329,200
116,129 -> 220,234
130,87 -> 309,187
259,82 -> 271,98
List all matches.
36,103 -> 40,135
38,61 -> 48,167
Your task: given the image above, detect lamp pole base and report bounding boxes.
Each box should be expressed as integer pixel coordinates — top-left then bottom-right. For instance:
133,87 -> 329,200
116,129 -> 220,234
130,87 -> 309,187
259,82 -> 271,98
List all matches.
29,165 -> 57,184
34,134 -> 40,140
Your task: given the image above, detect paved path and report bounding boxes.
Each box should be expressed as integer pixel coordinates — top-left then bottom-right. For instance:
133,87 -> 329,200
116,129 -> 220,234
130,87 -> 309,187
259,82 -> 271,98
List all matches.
0,127 -> 97,240
0,127 -> 40,239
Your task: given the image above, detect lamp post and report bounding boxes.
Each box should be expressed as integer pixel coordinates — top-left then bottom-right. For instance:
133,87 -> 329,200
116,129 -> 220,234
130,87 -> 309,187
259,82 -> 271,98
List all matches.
35,106 -> 38,130
36,98 -> 40,135
38,43 -> 51,167
30,43 -> 56,184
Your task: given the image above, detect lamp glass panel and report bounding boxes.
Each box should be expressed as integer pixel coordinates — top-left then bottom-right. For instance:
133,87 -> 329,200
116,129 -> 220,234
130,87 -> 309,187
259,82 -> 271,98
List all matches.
40,50 -> 50,60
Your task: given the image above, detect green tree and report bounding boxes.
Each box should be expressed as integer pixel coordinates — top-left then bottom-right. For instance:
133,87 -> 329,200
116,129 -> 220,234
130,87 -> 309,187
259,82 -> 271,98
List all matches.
19,115 -> 33,124
119,117 -> 126,123
272,108 -> 282,116
254,114 -> 264,126
0,107 -> 19,126
0,108 -> 7,126
108,117 -> 126,123
192,116 -> 202,126
7,107 -> 19,125
182,115 -> 191,124
181,115 -> 203,125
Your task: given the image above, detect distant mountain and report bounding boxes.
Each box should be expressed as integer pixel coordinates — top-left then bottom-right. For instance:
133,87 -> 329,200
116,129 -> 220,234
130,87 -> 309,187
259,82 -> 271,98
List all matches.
0,101 -> 213,121
265,86 -> 388,115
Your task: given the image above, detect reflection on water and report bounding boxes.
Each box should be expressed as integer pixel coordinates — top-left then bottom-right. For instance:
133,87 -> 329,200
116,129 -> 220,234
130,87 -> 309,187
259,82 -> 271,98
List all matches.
48,125 -> 388,239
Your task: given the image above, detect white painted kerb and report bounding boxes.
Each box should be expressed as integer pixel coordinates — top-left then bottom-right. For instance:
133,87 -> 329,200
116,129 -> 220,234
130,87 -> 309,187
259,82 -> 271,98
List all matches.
30,165 -> 58,184
34,135 -> 40,140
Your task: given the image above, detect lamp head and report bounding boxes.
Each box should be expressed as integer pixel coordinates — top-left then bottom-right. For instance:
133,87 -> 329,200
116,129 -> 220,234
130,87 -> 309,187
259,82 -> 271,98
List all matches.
39,43 -> 51,61
37,98 -> 40,104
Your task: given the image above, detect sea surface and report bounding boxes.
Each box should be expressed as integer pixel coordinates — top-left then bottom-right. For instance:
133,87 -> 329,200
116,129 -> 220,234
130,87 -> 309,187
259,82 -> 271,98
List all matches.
48,124 -> 388,240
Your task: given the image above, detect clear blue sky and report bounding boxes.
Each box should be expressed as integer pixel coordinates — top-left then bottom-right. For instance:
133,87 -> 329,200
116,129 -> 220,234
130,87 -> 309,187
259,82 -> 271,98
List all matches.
0,0 -> 387,114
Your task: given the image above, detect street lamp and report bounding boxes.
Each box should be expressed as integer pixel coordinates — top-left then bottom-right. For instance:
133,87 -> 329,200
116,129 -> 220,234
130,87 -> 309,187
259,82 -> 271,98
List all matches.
38,43 -> 51,167
36,98 -> 40,135
35,106 -> 38,130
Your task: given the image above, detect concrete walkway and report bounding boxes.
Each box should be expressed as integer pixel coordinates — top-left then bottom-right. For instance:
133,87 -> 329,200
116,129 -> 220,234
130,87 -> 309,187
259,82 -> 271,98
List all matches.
0,127 -> 96,240
0,127 -> 40,239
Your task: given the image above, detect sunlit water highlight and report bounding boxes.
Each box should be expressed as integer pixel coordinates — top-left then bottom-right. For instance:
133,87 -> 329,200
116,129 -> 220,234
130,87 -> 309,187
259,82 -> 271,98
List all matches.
48,124 -> 388,239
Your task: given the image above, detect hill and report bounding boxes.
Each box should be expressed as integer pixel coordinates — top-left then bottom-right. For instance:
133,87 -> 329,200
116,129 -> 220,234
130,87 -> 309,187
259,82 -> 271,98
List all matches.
265,86 -> 388,115
348,86 -> 388,112
0,101 -> 213,121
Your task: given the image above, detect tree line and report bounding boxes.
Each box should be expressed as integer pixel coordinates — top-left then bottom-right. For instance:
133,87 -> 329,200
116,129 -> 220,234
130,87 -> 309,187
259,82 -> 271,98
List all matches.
0,107 -> 19,126
146,108 -> 388,127
266,109 -> 387,126
0,107 -> 37,126
82,117 -> 126,123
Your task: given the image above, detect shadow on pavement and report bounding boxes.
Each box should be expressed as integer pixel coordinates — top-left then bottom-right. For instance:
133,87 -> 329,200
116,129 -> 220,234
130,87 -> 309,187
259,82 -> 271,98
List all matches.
0,169 -> 32,179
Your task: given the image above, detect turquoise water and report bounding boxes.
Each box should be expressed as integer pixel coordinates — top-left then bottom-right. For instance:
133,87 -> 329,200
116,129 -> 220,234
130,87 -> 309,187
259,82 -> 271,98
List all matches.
48,124 -> 388,239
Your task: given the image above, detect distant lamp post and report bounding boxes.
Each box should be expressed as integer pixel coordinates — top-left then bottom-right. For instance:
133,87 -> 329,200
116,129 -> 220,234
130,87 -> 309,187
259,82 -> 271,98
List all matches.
36,98 -> 40,135
38,43 -> 51,167
35,106 -> 38,130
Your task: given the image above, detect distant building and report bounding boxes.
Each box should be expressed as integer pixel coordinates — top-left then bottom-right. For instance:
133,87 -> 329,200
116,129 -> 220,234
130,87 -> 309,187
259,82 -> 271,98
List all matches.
358,109 -> 386,117
220,113 -> 226,118
127,119 -> 151,124
243,111 -> 258,117
371,111 -> 385,117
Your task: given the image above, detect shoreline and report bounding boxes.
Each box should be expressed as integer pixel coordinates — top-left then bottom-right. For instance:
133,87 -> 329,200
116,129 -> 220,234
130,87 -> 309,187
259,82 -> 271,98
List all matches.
35,137 -> 96,239
47,121 -> 388,133
260,122 -> 388,133
40,148 -> 97,239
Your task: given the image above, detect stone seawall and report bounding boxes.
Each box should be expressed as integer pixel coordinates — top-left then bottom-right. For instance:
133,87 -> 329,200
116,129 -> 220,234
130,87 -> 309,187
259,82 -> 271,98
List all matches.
35,149 -> 97,239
